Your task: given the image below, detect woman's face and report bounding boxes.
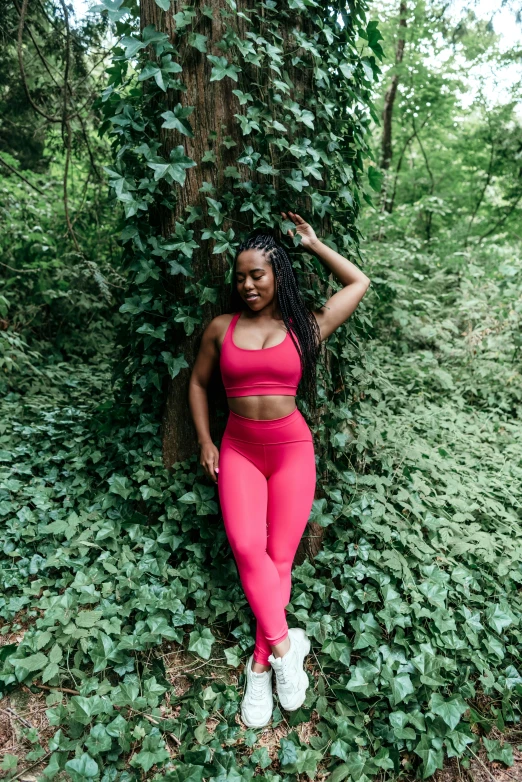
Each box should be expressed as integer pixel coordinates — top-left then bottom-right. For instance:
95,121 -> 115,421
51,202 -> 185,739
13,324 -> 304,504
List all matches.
235,249 -> 277,309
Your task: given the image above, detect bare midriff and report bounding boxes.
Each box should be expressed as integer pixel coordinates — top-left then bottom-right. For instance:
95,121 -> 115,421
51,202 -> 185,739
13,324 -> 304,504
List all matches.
227,395 -> 297,420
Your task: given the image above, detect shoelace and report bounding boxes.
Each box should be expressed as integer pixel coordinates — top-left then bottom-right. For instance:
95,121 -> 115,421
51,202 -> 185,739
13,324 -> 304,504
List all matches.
250,672 -> 269,700
275,655 -> 292,688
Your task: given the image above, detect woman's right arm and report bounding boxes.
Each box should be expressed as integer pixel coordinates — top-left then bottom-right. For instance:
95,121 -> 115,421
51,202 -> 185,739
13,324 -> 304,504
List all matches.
188,316 -> 223,484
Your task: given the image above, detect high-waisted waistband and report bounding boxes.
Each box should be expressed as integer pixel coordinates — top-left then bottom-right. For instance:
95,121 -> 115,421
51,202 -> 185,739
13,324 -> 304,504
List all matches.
223,406 -> 313,444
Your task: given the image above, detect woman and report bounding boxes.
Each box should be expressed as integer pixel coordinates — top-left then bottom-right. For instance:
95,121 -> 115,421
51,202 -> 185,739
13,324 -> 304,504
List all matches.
188,211 -> 370,728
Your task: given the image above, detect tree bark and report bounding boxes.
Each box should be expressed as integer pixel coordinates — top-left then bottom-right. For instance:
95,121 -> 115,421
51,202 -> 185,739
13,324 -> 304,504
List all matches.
139,0 -> 249,468
141,0 -> 335,562
141,1 -> 327,460
380,1 -> 407,212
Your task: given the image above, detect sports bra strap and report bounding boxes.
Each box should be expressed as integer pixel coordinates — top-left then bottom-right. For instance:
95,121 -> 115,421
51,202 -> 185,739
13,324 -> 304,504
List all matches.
224,312 -> 241,345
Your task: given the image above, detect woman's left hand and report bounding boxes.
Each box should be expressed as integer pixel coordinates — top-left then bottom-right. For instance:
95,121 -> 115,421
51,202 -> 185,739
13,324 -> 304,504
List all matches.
281,211 -> 319,250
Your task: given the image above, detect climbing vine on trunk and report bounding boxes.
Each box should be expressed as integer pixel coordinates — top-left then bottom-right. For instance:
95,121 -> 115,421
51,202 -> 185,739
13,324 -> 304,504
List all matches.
97,0 -> 381,468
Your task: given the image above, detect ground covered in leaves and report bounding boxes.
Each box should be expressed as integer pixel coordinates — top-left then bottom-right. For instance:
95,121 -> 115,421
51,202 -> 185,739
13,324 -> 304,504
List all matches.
0,241 -> 521,780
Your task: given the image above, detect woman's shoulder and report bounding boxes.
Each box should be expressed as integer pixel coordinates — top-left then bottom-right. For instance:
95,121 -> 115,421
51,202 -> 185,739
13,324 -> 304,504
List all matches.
206,312 -> 238,349
207,311 -> 238,330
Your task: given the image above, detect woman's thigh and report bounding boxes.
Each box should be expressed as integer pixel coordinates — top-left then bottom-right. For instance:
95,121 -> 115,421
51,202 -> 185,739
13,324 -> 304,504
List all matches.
265,440 -> 316,560
217,437 -> 268,558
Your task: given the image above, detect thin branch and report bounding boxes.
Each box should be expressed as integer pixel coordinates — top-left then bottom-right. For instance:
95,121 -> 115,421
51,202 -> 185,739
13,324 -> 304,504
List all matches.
467,748 -> 499,782
0,260 -> 45,273
62,123 -> 81,253
411,117 -> 436,240
477,193 -> 522,244
380,0 -> 408,171
12,0 -> 105,182
386,115 -> 430,214
0,155 -> 46,195
32,682 -> 80,695
8,752 -> 52,782
1,707 -> 34,730
466,112 -> 496,244
12,0 -> 62,89
411,118 -> 435,194
70,171 -> 93,227
56,0 -> 82,255
16,0 -> 74,124
59,0 -> 71,140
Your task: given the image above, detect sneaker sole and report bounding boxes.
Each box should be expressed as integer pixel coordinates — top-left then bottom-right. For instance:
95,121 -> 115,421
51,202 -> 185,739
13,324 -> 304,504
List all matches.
278,629 -> 311,712
240,707 -> 273,728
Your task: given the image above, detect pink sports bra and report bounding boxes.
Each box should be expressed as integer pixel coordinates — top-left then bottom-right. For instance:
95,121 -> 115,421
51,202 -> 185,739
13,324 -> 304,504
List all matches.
220,311 -> 302,398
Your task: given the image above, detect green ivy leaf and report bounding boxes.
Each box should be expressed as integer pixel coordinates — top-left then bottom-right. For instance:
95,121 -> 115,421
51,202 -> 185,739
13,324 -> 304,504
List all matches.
160,105 -> 195,137
207,55 -> 240,82
1,753 -> 17,772
85,723 -> 112,755
65,752 -> 99,781
169,146 -> 197,185
368,165 -> 383,192
14,652 -> 48,672
327,764 -> 351,782
279,737 -> 298,768
188,627 -> 215,659
284,170 -> 309,192
201,150 -> 217,163
107,474 -> 133,500
206,198 -> 225,226
119,36 -> 146,58
429,693 -> 468,730
390,672 -> 414,705
188,32 -> 208,52
160,352 -> 189,379
42,662 -> 60,683
483,738 -> 514,766
173,8 -> 196,28
224,645 -> 242,667
414,734 -> 444,779
76,611 -> 103,628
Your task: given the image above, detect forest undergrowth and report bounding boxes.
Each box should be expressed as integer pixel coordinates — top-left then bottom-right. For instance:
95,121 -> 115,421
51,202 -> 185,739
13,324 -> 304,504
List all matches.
0,234 -> 521,781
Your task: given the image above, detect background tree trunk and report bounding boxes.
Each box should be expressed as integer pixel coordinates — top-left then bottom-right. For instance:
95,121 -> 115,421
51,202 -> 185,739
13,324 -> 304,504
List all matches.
380,0 -> 407,212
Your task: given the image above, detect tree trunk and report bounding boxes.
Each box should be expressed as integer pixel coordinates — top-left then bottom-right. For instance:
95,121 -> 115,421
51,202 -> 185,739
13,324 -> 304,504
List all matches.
380,1 -> 407,212
139,0 -> 247,468
141,0 -> 334,560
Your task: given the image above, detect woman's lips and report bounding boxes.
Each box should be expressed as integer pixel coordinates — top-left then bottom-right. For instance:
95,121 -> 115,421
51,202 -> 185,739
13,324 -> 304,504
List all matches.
245,295 -> 258,300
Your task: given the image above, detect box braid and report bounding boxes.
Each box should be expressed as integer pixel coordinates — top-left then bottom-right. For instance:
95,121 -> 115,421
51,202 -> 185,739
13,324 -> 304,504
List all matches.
228,232 -> 322,416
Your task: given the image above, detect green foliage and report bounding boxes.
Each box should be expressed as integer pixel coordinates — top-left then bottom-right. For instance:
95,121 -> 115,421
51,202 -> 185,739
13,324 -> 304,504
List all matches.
0,0 -> 122,364
1,0 -> 522,780
366,0 -> 522,245
96,0 -> 379,417
1,243 -> 521,779
0,152 -> 120,368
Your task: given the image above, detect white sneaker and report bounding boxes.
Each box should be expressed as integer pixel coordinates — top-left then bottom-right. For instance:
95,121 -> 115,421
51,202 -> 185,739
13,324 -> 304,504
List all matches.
268,628 -> 310,711
240,654 -> 273,728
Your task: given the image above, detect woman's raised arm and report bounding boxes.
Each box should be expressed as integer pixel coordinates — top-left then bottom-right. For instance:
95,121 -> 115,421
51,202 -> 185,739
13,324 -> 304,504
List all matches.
282,211 -> 371,343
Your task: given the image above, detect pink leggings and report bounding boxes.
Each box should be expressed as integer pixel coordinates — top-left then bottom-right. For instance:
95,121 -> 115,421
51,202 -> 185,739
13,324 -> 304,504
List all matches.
217,406 -> 316,665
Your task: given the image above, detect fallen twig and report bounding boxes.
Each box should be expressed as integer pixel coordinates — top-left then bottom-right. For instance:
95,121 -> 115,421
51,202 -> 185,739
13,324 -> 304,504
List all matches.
32,682 -> 80,695
1,707 -> 34,730
8,750 -> 52,782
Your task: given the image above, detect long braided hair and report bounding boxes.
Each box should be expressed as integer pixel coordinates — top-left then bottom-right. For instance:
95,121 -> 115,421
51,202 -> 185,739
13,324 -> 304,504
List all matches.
227,229 -> 322,416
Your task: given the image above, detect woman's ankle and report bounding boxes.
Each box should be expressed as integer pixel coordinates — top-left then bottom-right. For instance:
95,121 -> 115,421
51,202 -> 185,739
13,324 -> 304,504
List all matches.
252,659 -> 271,673
271,634 -> 290,659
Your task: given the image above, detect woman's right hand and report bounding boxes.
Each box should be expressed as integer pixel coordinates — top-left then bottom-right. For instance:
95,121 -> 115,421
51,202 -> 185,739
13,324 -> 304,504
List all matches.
199,441 -> 220,483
